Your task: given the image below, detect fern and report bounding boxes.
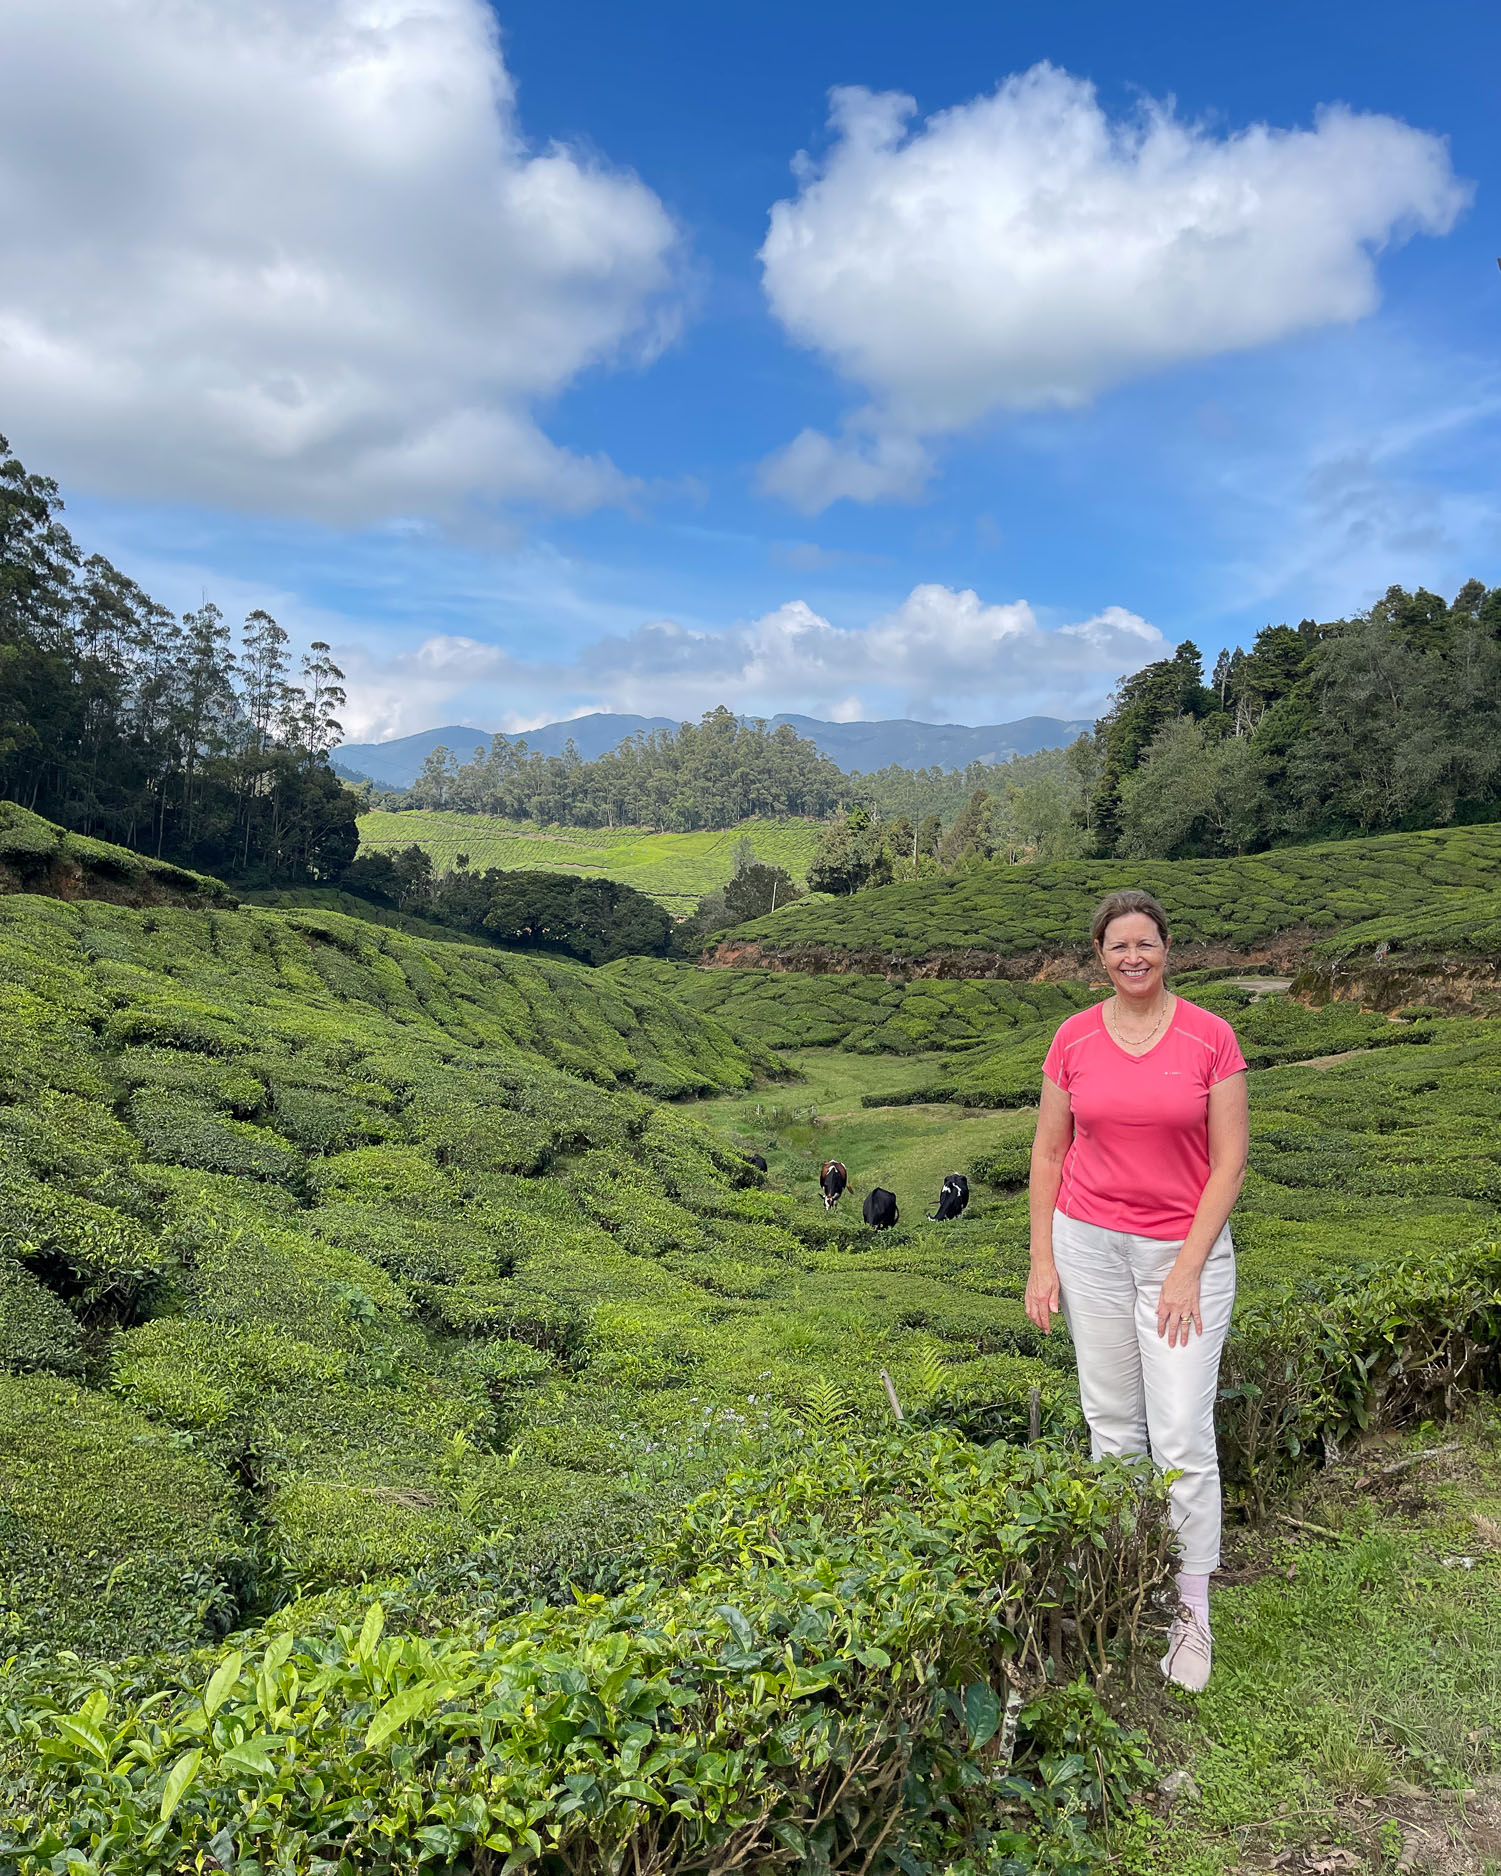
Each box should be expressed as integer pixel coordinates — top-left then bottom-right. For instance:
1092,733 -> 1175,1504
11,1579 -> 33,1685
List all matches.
799,1376 -> 853,1435
913,1340 -> 948,1408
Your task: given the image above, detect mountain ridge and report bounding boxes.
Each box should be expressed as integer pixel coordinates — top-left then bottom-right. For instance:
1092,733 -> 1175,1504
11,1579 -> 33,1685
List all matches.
335,711 -> 1090,789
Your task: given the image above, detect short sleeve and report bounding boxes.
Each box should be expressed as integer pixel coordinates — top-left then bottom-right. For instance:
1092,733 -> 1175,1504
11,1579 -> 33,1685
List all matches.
1041,1023 -> 1073,1091
1209,1015 -> 1248,1084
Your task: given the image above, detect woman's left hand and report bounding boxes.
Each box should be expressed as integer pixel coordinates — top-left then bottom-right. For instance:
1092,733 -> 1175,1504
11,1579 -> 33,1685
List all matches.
1157,1262 -> 1203,1347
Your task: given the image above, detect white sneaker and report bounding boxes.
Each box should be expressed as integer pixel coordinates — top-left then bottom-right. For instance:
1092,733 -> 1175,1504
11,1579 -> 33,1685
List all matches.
1159,1609 -> 1212,1692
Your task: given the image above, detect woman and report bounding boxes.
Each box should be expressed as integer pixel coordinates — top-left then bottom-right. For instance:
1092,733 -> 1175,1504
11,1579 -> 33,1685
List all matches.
1025,889 -> 1248,1692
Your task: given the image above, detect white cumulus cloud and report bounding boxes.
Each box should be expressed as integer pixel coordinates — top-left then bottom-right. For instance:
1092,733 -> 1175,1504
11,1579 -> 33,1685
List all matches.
759,64 -> 1469,511
335,583 -> 1169,736
0,0 -> 680,521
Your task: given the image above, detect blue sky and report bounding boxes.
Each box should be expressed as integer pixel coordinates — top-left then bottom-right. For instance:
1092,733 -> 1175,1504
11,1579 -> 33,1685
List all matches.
1,0 -> 1496,740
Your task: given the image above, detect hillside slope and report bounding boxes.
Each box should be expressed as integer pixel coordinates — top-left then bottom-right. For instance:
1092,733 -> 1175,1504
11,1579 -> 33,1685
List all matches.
0,802 -> 231,907
708,824 -> 1501,974
0,892 -> 1055,1659
357,809 -> 829,904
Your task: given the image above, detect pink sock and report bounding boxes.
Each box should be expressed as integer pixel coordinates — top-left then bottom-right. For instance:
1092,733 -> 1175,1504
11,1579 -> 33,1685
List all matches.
1177,1571 -> 1211,1632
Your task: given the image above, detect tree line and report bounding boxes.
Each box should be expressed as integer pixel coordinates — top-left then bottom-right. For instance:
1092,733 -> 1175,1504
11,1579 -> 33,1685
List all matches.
1091,580 -> 1501,859
1,435 -> 362,882
399,707 -> 851,830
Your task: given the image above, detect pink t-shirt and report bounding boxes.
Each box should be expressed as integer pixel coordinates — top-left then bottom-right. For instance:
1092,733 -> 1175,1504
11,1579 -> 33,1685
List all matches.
1041,998 -> 1247,1240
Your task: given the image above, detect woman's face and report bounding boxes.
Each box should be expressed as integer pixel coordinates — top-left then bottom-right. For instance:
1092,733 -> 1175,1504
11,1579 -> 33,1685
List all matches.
1097,912 -> 1169,1000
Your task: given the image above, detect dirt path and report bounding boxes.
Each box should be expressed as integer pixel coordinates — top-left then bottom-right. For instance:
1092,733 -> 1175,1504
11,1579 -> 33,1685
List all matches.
1290,1047 -> 1380,1070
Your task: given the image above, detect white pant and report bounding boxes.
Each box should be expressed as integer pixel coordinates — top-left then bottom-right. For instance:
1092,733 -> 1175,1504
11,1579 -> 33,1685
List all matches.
1051,1208 -> 1236,1572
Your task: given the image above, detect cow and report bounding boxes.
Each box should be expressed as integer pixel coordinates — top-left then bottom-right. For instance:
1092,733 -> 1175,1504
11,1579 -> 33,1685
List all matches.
820,1160 -> 848,1210
928,1174 -> 970,1222
863,1187 -> 899,1230
744,1152 -> 768,1173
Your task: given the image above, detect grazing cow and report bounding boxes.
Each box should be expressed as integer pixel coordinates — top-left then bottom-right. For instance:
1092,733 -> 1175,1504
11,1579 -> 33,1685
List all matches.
863,1187 -> 899,1230
744,1153 -> 768,1173
820,1160 -> 848,1211
928,1174 -> 970,1222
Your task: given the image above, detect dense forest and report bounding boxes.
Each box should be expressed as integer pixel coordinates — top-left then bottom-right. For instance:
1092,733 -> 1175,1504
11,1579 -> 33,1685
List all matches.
400,707 -> 851,830
0,436 -> 362,882
1091,582 -> 1501,858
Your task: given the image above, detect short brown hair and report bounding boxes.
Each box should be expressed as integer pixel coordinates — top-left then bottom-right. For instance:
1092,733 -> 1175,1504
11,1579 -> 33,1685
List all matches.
1090,889 -> 1171,951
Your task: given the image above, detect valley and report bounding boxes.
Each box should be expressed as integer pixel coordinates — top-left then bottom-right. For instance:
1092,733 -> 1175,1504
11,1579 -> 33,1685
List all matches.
3,813 -> 1501,1874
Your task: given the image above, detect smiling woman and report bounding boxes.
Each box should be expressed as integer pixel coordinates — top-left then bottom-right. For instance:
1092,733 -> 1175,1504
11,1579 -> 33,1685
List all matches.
1027,887 -> 1249,1693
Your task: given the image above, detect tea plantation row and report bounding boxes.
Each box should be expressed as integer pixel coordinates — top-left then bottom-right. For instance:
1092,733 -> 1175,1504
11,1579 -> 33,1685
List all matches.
5,860 -> 1501,1872
711,821 -> 1501,966
0,893 -> 1069,1669
357,810 -> 829,905
611,958 -> 1099,1054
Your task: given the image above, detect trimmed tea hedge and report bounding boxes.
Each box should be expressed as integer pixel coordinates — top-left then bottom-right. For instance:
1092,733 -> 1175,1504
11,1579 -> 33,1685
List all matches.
0,804 -> 230,907
610,958 -> 1098,1054
711,822 -> 1501,968
1,1426 -> 1172,1875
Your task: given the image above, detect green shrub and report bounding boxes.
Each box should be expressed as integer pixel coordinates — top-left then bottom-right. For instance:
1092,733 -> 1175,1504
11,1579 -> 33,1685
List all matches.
0,1377 -> 247,1655
127,1091 -> 303,1185
114,1049 -> 266,1116
0,1173 -> 166,1317
1,1427 -> 1171,1875
0,1259 -> 84,1376
1219,1238 -> 1501,1513
268,1083 -> 395,1153
712,822 -> 1501,966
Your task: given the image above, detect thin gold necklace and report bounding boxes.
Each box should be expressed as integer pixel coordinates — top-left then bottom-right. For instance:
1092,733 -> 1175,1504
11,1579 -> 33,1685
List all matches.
1108,993 -> 1171,1049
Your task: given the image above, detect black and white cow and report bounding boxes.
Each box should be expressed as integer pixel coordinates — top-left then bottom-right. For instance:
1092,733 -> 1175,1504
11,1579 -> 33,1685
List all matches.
743,1152 -> 768,1173
862,1187 -> 899,1230
928,1174 -> 970,1222
820,1160 -> 848,1210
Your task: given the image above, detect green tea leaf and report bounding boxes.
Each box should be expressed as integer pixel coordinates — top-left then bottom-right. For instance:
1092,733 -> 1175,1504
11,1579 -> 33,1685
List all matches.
54,1715 -> 109,1765
203,1651 -> 242,1719
714,1605 -> 754,1652
219,1736 -> 278,1779
964,1680 -> 1002,1749
357,1601 -> 385,1662
159,1747 -> 202,1823
365,1681 -> 433,1751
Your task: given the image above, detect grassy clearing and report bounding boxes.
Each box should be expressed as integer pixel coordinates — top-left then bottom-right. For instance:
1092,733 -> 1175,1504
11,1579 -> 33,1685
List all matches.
1121,1410 -> 1501,1876
357,809 -> 829,905
695,1047 -> 1035,1228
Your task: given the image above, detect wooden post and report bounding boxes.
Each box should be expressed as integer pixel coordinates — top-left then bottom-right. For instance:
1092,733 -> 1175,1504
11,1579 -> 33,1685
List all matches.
879,1368 -> 904,1422
1028,1386 -> 1041,1444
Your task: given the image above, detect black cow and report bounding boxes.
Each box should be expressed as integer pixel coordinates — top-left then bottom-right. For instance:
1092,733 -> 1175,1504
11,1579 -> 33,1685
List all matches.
863,1187 -> 899,1230
820,1160 -> 848,1210
928,1174 -> 970,1222
744,1153 -> 768,1173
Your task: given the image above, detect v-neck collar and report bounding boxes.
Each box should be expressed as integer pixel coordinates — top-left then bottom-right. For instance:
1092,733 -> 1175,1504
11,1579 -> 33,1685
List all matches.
1098,994 -> 1178,1063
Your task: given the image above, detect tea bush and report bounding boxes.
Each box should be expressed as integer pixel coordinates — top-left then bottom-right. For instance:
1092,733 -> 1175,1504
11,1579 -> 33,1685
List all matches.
0,1259 -> 84,1376
9,838 -> 1501,1870
0,889 -> 1071,1660
1,1427 -> 1173,1876
0,1377 -> 250,1656
0,802 -> 231,907
611,958 -> 1098,1053
712,821 -> 1501,966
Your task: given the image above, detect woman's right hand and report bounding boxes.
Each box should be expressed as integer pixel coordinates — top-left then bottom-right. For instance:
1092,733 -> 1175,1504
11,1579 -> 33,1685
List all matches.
1025,1259 -> 1060,1333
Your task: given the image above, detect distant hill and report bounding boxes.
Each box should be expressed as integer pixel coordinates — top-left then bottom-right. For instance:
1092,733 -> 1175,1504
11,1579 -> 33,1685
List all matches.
336,712 -> 1089,791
